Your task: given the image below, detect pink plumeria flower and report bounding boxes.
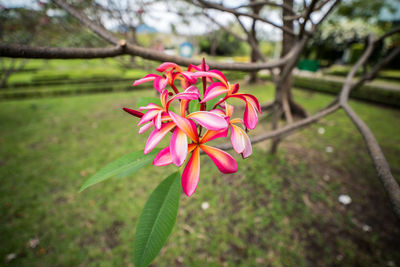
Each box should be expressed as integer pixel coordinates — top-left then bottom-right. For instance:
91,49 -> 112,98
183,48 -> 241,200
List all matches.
137,85 -> 200,131
133,73 -> 168,93
125,60 -> 261,197
143,102 -> 229,165
133,62 -> 194,93
188,70 -> 262,129
153,118 -> 237,196
212,103 -> 252,158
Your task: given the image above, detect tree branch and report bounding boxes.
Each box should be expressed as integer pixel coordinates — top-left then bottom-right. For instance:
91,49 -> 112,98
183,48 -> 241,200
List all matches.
339,35 -> 376,104
311,0 -> 341,30
376,26 -> 400,43
202,12 -> 247,42
299,0 -> 318,37
0,43 -> 126,59
216,102 -> 340,151
193,0 -> 297,36
337,34 -> 400,219
52,0 -> 120,45
45,0 -> 304,71
235,15 -> 267,62
234,0 -> 297,16
352,45 -> 400,90
342,103 -> 400,219
0,42 -> 297,71
217,29 -> 400,219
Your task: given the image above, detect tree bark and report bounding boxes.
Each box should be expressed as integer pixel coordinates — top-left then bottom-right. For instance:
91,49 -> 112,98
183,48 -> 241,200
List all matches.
248,1 -> 262,83
249,20 -> 259,83
270,0 -> 296,153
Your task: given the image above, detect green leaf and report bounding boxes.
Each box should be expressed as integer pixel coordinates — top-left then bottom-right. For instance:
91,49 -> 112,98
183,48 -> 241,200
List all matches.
79,149 -> 161,192
136,96 -> 161,109
134,172 -> 181,267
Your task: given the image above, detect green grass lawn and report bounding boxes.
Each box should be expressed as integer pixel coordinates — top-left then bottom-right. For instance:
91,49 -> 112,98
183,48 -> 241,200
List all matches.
1,84 -> 400,266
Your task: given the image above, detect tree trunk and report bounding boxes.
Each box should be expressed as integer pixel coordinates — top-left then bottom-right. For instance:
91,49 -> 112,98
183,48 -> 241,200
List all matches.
210,37 -> 217,56
127,27 -> 137,64
248,1 -> 262,83
270,0 -> 305,153
248,28 -> 259,83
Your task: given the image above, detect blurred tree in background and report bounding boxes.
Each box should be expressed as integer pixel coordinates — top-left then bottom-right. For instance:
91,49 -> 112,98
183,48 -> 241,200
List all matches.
304,0 -> 400,67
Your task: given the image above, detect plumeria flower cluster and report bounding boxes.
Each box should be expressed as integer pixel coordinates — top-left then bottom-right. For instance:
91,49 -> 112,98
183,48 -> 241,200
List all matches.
123,60 -> 261,196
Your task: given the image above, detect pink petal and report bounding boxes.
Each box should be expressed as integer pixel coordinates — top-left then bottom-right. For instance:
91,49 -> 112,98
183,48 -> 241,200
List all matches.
209,70 -> 228,85
242,94 -> 262,113
170,127 -> 188,167
243,101 -> 258,129
181,146 -> 200,197
230,118 -> 243,125
137,109 -> 160,126
230,83 -> 239,94
167,85 -> 200,109
241,130 -> 252,158
230,93 -> 261,113
187,63 -> 209,72
190,70 -> 228,86
179,71 -> 198,84
139,121 -> 154,134
138,103 -> 162,111
161,113 -> 172,122
168,111 -> 199,142
123,108 -> 144,118
200,82 -> 229,103
200,144 -> 237,174
144,122 -> 175,154
180,99 -> 190,117
188,143 -> 197,153
209,109 -> 226,117
185,85 -> 200,94
133,74 -> 159,86
154,76 -> 168,93
187,111 -> 228,130
225,103 -> 234,117
229,94 -> 259,129
160,90 -> 168,109
153,146 -> 173,166
200,129 -> 228,144
230,124 -> 246,154
154,111 -> 162,130
187,64 -> 201,72
156,62 -> 182,72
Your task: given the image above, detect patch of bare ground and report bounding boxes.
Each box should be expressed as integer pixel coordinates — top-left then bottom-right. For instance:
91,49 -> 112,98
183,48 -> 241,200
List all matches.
103,220 -> 124,250
281,137 -> 400,266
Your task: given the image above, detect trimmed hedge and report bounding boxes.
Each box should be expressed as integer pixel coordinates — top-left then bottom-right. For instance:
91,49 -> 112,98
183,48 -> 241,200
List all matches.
7,77 -> 135,88
0,83 -> 149,100
324,68 -> 400,83
293,76 -> 400,108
